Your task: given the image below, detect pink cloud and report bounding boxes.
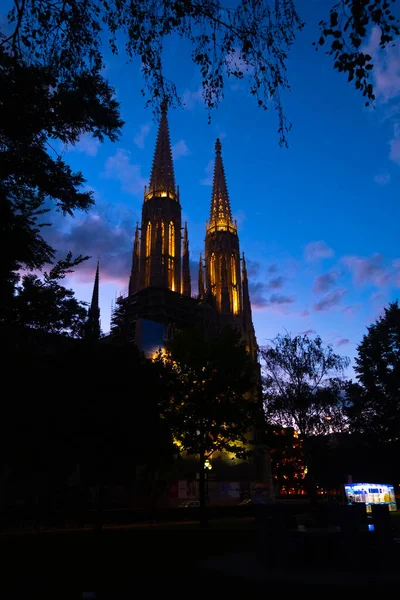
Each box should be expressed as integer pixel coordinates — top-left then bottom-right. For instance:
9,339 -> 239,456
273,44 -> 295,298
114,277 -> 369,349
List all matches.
337,338 -> 350,347
299,310 -> 310,318
304,241 -> 334,262
313,288 -> 346,312
342,253 -> 392,286
313,270 -> 341,293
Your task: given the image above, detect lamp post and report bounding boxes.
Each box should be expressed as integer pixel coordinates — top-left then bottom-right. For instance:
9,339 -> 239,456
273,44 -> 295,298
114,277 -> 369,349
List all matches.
204,459 -> 212,501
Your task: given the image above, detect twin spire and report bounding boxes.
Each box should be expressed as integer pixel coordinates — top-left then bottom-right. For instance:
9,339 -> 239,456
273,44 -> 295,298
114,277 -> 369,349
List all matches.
148,101 -> 176,197
210,138 -> 234,228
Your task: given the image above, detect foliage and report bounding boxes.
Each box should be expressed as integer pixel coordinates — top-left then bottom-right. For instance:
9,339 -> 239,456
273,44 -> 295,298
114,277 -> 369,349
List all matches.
261,333 -> 350,438
2,2 -> 398,146
9,252 -> 89,337
266,425 -> 306,494
346,301 -> 400,444
316,0 -> 400,107
0,0 -> 303,145
0,44 -> 123,316
160,326 -> 258,460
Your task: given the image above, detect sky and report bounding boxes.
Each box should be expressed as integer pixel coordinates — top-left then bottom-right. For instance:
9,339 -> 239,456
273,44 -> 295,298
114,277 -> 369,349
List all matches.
42,1 -> 400,374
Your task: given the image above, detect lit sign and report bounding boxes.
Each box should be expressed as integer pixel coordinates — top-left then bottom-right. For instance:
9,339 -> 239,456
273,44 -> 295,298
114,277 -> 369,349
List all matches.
344,483 -> 397,512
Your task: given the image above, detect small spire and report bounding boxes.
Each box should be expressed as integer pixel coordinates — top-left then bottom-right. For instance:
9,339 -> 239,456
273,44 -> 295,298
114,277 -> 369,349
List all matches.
149,102 -> 176,196
198,252 -> 205,299
210,138 -> 233,226
129,223 -> 140,295
85,260 -> 101,340
91,259 -> 100,313
181,222 -> 191,296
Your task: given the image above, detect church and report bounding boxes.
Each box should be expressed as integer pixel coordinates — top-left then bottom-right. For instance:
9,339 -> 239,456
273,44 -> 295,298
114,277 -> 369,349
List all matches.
88,104 -> 258,358
86,106 -> 270,503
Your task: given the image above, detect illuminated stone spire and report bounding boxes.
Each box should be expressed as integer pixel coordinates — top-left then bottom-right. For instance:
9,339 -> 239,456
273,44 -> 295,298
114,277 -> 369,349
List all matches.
209,138 -> 234,228
85,260 -> 101,340
181,222 -> 191,296
198,253 -> 205,299
149,101 -> 176,196
129,222 -> 140,295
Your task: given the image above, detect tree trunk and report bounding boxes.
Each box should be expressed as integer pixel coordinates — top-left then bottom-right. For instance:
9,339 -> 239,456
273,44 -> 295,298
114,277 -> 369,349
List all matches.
199,448 -> 207,528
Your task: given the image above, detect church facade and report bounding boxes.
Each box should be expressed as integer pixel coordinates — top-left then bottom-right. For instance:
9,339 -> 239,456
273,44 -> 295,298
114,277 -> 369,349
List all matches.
110,105 -> 257,357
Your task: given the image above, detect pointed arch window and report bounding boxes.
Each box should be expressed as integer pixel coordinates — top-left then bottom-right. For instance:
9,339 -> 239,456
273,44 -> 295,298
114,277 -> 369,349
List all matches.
210,253 -> 216,287
231,254 -> 237,286
168,221 -> 175,257
161,221 -> 165,254
146,222 -> 152,257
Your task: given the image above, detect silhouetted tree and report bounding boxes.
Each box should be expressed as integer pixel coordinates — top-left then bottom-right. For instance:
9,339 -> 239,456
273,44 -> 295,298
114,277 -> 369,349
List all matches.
159,326 -> 258,524
0,46 -> 123,321
346,301 -> 400,445
2,1 -> 397,146
261,333 -> 349,496
8,253 -> 88,336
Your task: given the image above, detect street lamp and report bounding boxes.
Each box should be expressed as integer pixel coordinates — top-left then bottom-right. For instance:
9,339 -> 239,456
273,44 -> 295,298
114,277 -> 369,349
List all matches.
204,459 -> 212,501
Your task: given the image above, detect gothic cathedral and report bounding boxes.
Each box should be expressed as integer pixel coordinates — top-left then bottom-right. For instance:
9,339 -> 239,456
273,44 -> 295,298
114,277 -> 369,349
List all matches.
111,104 -> 257,356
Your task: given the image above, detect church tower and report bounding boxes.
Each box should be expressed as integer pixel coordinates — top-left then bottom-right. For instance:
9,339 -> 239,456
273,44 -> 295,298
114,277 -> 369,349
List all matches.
130,102 -> 189,295
204,139 -> 257,354
204,139 -> 242,328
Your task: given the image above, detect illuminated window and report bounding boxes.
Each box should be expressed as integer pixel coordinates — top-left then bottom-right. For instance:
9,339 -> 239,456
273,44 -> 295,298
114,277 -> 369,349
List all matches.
161,221 -> 165,253
232,287 -> 240,314
146,222 -> 152,257
168,221 -> 175,257
210,253 -> 216,287
168,257 -> 175,291
231,254 -> 237,286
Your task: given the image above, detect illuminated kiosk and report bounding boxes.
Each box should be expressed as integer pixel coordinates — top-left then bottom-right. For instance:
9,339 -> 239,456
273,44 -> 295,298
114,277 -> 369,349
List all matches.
344,483 -> 397,513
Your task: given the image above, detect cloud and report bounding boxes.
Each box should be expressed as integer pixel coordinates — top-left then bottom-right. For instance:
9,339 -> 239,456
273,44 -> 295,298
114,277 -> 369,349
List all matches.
313,288 -> 346,312
65,132 -> 100,157
267,276 -> 285,290
45,203 -> 137,287
172,139 -> 190,160
299,310 -> 310,318
200,159 -> 214,186
337,338 -> 350,347
389,137 -> 400,165
304,241 -> 334,262
102,149 -> 148,195
246,259 -> 261,278
313,270 -> 341,293
268,264 -> 278,274
182,87 -> 204,110
374,172 -> 391,185
342,253 -> 392,287
300,329 -> 316,336
225,49 -> 254,75
134,123 -> 151,149
364,27 -> 400,104
269,294 -> 295,305
342,305 -> 359,318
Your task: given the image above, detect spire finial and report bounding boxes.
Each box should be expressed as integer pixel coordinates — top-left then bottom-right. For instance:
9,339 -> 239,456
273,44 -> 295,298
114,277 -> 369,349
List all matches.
209,138 -> 233,227
148,100 -> 176,196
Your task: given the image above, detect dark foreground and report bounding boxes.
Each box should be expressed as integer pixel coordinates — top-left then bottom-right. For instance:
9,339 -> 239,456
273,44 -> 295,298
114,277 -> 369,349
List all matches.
1,515 -> 400,596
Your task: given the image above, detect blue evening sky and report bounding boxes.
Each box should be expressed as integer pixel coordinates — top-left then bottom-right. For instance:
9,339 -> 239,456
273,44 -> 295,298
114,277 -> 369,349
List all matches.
44,1 -> 400,371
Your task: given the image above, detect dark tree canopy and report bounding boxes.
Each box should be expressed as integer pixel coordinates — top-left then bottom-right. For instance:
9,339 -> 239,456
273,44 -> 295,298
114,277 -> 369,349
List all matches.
347,301 -> 400,444
7,252 -> 89,337
261,333 -> 350,438
2,1 -> 398,146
